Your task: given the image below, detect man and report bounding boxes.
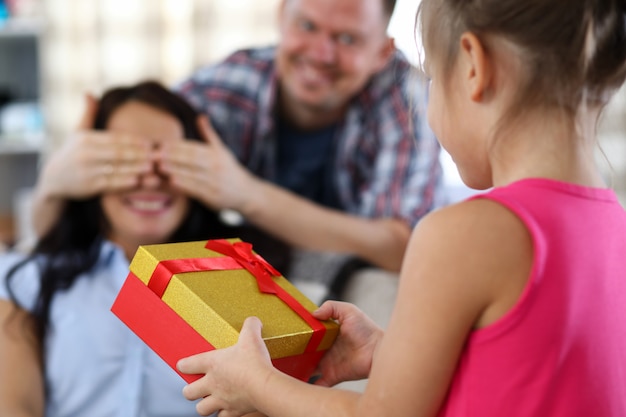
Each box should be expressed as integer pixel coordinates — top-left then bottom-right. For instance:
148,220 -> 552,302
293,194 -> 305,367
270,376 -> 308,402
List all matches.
30,0 -> 443,300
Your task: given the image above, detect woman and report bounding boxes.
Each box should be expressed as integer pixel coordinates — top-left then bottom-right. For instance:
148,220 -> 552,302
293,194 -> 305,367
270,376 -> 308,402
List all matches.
0,81 -> 258,417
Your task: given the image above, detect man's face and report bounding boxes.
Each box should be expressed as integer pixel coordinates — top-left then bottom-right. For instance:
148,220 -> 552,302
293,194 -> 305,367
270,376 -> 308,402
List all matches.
276,0 -> 393,116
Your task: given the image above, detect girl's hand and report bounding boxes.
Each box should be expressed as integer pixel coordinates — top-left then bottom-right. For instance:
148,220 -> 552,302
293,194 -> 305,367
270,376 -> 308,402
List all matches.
311,300 -> 384,387
177,316 -> 273,417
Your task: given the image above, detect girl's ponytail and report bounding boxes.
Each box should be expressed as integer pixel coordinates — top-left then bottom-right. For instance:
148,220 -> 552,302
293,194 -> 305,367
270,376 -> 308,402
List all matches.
584,0 -> 626,96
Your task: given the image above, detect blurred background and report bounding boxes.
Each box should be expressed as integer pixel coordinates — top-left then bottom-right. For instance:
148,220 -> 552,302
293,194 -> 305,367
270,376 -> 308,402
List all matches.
0,0 -> 624,248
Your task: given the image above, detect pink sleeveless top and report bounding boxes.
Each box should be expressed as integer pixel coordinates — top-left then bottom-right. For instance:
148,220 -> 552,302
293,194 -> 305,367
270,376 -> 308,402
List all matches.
437,178 -> 626,417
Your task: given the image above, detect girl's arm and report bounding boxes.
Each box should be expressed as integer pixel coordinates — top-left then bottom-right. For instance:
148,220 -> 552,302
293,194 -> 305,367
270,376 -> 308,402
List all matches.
0,300 -> 45,417
179,198 -> 532,417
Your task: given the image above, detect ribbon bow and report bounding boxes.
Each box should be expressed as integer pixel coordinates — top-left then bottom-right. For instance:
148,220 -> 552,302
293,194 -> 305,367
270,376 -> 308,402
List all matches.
145,238 -> 326,355
204,239 -> 280,294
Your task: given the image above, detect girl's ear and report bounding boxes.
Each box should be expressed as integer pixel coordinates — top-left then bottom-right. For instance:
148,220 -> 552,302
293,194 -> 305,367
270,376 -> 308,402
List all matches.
458,32 -> 491,102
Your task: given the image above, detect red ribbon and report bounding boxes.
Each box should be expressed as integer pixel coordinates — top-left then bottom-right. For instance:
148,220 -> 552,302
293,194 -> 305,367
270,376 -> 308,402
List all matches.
147,239 -> 326,353
204,240 -> 280,294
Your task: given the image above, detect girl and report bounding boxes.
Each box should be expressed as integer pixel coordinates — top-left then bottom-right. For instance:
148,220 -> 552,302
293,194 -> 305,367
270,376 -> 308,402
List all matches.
176,1 -> 626,416
0,81 -> 243,417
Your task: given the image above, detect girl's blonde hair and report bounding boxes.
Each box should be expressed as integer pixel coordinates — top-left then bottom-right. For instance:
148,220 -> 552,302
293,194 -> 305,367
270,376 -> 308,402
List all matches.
418,0 -> 626,125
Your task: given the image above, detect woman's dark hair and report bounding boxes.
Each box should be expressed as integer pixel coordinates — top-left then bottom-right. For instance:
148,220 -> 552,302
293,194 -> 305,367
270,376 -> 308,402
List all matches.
4,81 -> 233,349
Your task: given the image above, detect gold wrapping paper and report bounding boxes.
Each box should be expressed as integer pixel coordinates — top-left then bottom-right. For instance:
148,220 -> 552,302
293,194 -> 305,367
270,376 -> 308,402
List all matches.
130,239 -> 338,358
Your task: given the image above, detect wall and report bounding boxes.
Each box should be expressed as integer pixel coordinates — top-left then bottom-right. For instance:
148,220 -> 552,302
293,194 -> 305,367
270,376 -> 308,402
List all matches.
598,85 -> 626,204
33,0 -> 626,204
40,0 -> 280,152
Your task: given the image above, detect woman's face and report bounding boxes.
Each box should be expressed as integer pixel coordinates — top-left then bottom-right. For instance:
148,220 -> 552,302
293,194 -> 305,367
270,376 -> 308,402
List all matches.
100,101 -> 189,257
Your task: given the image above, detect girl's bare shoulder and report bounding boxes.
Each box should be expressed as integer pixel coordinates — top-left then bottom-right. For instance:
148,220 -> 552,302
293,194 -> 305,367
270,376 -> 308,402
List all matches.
404,197 -> 533,326
413,197 -> 531,259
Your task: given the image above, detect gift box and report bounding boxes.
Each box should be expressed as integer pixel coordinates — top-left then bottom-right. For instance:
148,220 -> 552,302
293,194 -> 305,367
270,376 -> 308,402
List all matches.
111,238 -> 339,383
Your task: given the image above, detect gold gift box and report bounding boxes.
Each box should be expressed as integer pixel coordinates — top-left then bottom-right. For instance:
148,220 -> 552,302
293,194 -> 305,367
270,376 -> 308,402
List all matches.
112,238 -> 339,382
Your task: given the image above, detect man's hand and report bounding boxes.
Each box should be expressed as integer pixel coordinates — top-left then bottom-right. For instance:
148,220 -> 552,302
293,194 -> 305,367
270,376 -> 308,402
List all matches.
311,301 -> 384,387
32,94 -> 156,236
157,116 -> 260,212
41,94 -> 156,200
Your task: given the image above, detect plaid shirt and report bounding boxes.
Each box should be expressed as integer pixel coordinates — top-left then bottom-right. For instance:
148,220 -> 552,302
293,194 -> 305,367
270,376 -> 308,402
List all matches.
177,46 -> 444,227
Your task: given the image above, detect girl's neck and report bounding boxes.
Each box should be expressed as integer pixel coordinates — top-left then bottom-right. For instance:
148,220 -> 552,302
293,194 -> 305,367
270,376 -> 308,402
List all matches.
489,109 -> 605,188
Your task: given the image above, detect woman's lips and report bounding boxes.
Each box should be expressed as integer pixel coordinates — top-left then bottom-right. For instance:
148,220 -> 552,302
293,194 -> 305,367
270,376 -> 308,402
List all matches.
124,195 -> 173,214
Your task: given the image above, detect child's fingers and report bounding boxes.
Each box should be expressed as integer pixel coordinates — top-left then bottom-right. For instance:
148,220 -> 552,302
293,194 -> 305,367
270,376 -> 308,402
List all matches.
177,352 -> 210,377
313,300 -> 350,321
195,394 -> 225,417
239,316 -> 263,343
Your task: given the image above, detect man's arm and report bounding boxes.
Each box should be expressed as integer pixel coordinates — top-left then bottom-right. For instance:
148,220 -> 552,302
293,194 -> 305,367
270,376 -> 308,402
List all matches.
239,177 -> 411,271
158,116 -> 411,271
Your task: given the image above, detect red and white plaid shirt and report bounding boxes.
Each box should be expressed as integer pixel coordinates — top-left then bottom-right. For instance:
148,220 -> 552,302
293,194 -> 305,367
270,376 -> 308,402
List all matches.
176,46 -> 444,227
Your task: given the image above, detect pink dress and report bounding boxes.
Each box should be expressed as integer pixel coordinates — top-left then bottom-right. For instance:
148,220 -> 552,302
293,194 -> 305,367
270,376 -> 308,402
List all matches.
438,179 -> 626,417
